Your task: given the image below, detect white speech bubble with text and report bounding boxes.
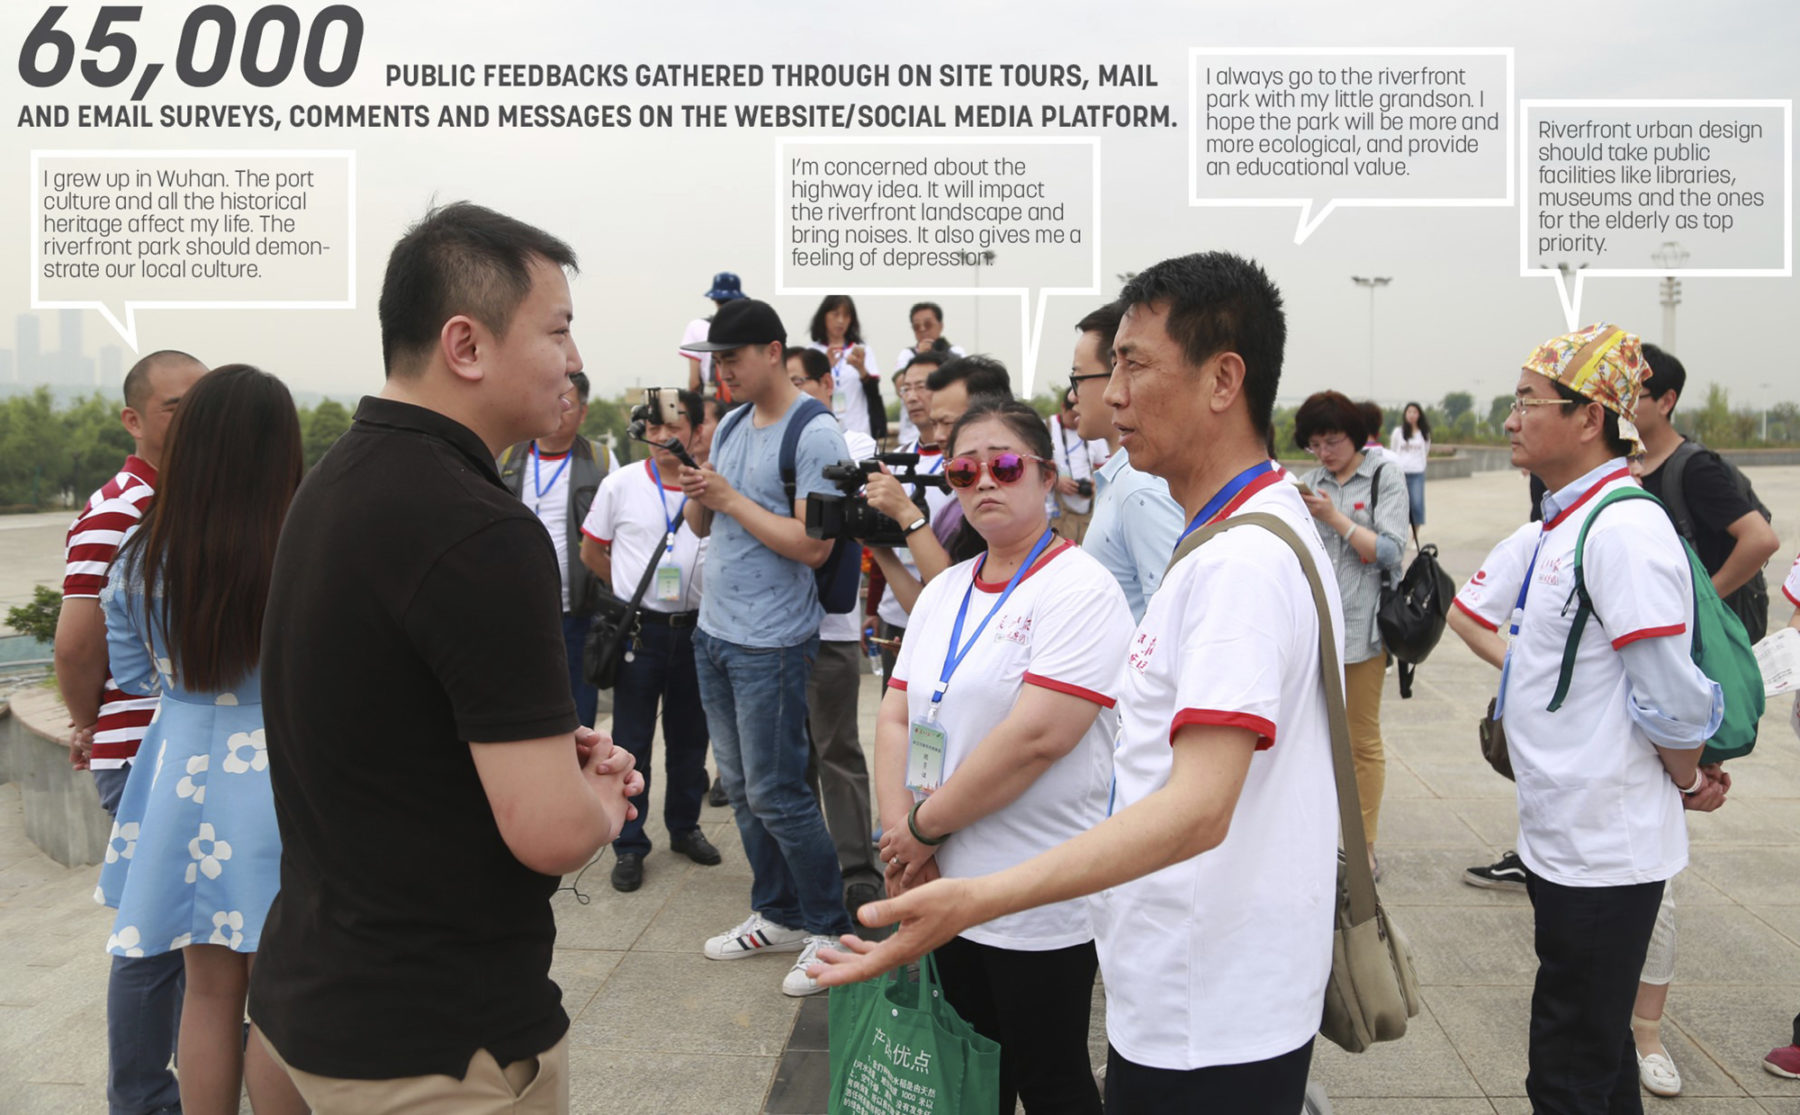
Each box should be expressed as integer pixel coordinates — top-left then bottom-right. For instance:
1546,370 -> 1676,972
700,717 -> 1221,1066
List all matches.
32,149 -> 356,350
776,136 -> 1100,399
1188,47 -> 1514,243
1518,100 -> 1792,329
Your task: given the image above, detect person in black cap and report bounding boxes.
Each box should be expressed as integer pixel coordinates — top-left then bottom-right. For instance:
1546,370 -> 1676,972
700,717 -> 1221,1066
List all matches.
681,271 -> 748,400
678,299 -> 857,998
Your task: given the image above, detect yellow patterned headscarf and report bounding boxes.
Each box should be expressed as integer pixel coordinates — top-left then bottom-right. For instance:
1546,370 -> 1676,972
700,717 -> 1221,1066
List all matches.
1521,323 -> 1649,455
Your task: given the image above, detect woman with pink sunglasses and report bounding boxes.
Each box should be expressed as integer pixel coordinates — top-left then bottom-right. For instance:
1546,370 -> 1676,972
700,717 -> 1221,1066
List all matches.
867,398 -> 1134,1113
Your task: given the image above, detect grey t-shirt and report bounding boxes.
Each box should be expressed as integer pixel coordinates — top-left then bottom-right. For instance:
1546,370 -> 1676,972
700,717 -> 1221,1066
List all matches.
698,395 -> 850,647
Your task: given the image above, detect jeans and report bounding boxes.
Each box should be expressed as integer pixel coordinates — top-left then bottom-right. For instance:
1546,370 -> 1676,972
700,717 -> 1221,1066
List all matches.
1525,871 -> 1665,1114
693,629 -> 850,936
563,612 -> 598,729
94,764 -> 185,1115
611,621 -> 710,858
1404,470 -> 1427,525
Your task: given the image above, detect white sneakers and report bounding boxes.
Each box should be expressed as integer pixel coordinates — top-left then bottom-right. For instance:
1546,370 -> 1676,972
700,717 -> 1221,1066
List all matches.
780,937 -> 837,998
703,912 -> 807,960
703,914 -> 835,997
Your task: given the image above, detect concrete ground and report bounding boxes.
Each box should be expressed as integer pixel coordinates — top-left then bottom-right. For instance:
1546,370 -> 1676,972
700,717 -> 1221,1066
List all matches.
5,468 -> 1800,1113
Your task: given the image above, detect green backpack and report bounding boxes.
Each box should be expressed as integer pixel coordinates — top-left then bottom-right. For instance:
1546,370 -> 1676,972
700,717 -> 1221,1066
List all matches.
1549,487 -> 1764,764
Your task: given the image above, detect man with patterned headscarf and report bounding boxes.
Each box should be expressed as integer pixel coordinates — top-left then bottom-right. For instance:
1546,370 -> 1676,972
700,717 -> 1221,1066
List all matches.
1499,323 -> 1725,1113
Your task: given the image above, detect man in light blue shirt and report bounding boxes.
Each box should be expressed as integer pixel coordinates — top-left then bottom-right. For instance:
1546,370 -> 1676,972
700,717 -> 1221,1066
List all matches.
680,299 -> 855,998
1067,301 -> 1184,621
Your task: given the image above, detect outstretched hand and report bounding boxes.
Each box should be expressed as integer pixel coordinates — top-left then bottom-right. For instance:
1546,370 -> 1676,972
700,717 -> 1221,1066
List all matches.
807,876 -> 975,988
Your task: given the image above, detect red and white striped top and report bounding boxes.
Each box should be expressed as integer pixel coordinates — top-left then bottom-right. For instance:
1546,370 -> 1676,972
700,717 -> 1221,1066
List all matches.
62,455 -> 159,768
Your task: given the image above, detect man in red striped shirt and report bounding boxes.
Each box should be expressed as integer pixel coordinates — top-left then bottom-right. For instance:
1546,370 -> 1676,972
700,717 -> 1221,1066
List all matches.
53,347 -> 203,1115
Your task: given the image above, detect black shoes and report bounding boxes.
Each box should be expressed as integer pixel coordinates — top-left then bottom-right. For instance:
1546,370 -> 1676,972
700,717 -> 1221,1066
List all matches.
611,853 -> 644,892
708,775 -> 729,808
669,828 -> 722,866
1463,850 -> 1528,892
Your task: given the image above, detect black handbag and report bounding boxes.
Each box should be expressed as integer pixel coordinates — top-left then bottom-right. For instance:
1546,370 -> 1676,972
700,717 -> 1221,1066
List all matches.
582,528 -> 676,690
1479,697 -> 1514,781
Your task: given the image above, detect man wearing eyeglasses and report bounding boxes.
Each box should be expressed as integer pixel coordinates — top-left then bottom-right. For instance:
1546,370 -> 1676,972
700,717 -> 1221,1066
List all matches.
1066,301 -> 1183,622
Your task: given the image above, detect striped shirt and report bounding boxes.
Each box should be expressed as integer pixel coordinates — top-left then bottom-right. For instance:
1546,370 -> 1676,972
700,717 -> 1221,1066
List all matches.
63,455 -> 159,768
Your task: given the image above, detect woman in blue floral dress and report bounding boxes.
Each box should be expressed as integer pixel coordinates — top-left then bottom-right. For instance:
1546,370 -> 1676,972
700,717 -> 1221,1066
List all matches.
97,364 -> 306,1115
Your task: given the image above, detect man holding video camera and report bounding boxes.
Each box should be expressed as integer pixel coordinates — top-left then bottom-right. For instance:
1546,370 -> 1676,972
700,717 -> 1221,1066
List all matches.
679,299 -> 855,998
578,388 -> 719,893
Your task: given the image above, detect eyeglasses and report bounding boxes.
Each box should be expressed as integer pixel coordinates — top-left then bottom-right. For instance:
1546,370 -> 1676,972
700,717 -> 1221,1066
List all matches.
1509,397 -> 1568,416
944,453 -> 1053,489
1305,433 -> 1352,456
1069,372 -> 1110,391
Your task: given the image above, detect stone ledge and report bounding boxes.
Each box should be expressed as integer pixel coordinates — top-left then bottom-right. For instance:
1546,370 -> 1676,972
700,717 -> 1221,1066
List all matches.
0,686 -> 110,867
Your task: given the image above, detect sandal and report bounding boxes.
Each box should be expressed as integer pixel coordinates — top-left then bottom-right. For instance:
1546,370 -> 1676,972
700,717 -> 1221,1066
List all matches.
1637,1049 -> 1682,1097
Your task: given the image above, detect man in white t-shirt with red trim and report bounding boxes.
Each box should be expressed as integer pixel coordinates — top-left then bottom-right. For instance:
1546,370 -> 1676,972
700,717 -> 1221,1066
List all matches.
814,252 -> 1342,1112
54,348 -> 204,1115
578,387 -> 719,893
1498,324 -> 1723,1112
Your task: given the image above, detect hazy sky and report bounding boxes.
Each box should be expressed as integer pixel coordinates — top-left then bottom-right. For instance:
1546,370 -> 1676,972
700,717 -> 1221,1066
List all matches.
5,0 -> 1796,411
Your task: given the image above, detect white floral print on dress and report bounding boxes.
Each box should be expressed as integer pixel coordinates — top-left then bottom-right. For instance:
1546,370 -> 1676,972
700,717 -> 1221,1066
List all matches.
209,910 -> 245,949
108,926 -> 145,957
176,754 -> 207,803
221,729 -> 267,774
185,823 -> 232,883
105,821 -> 140,864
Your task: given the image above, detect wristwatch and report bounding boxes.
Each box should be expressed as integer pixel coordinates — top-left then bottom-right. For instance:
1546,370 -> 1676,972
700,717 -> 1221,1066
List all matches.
902,515 -> 930,536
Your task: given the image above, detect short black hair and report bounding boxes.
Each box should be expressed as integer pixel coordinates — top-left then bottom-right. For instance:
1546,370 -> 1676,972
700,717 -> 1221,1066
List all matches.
1552,381 -> 1634,457
569,371 -> 590,403
1118,252 -> 1286,438
673,388 -> 704,428
787,346 -> 832,383
909,301 -> 944,324
378,201 -> 579,378
1358,401 -> 1384,444
904,349 -> 949,374
1640,342 -> 1687,404
925,354 -> 1012,399
122,350 -> 203,411
1293,391 -> 1368,452
948,397 -> 1056,462
1074,301 -> 1124,366
808,294 -> 863,346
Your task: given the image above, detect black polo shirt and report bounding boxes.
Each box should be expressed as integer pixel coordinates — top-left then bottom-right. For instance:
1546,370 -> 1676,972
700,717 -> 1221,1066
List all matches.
248,396 -> 578,1079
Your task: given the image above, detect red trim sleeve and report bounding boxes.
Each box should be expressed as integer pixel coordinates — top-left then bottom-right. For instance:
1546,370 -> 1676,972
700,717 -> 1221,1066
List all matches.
887,678 -> 909,691
1171,709 -> 1276,751
1784,582 -> 1800,607
580,529 -> 611,545
1023,672 -> 1116,709
1611,623 -> 1686,650
1452,596 -> 1500,632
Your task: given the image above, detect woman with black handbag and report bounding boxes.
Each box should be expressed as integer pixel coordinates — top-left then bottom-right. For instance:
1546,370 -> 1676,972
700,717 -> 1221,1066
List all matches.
1295,391 -> 1409,879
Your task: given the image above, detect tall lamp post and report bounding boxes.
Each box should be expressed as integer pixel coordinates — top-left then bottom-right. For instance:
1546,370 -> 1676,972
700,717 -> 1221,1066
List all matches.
1652,241 -> 1689,354
972,249 -> 996,353
1350,276 -> 1392,400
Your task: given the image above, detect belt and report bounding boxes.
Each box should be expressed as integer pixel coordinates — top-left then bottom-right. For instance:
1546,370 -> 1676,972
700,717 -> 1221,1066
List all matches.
638,609 -> 700,628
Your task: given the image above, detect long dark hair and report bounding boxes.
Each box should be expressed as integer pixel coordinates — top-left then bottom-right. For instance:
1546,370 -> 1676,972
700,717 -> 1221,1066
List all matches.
808,294 -> 863,346
120,365 -> 303,691
1402,400 -> 1431,441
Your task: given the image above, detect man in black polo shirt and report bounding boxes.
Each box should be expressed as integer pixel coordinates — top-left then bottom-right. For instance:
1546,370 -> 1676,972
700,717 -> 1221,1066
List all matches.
249,202 -> 642,1114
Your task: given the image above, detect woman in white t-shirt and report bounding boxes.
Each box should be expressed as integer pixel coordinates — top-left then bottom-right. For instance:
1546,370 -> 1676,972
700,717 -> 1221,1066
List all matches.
876,399 -> 1132,1115
805,294 -> 884,439
1389,401 -> 1431,547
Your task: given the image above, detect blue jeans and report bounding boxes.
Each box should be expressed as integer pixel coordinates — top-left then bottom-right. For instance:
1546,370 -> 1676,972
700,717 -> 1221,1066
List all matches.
612,621 -> 711,857
693,629 -> 850,936
564,612 -> 599,728
94,765 -> 185,1115
1404,471 -> 1426,525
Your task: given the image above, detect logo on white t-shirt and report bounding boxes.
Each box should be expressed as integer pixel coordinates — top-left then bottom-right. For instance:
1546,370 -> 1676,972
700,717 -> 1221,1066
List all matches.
1128,632 -> 1158,672
993,613 -> 1032,645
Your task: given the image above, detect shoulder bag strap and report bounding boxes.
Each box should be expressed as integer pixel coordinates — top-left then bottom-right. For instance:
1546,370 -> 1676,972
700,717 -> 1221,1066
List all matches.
1165,512 -> 1377,926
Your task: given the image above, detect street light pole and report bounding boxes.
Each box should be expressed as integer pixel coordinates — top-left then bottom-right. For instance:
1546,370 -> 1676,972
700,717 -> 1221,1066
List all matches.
1652,241 -> 1689,354
1350,276 -> 1392,400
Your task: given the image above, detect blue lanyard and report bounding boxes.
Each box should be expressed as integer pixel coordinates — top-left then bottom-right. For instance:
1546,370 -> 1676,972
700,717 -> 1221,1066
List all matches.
1495,533 -> 1549,718
532,444 -> 571,500
1174,460 -> 1276,550
647,459 -> 688,553
933,529 -> 1055,710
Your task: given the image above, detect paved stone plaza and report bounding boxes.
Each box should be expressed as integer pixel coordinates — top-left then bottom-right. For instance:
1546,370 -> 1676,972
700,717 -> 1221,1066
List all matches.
5,467 -> 1800,1114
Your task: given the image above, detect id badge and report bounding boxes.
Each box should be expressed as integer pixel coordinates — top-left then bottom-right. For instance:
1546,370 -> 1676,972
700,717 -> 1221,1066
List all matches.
906,718 -> 947,793
656,559 -> 682,604
832,384 -> 848,414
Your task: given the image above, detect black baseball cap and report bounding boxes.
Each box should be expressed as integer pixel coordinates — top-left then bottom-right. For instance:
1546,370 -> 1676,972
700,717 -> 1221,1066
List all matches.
684,299 -> 787,352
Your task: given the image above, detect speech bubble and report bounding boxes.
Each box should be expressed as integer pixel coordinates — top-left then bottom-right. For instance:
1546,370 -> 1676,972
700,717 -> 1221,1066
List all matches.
776,136 -> 1100,399
1518,100 -> 1792,329
1188,48 -> 1514,243
31,149 -> 356,350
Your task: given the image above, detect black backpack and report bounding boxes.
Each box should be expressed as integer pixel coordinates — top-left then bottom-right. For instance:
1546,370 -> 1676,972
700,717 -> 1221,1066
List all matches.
1659,439 -> 1772,643
1366,465 -> 1454,698
714,397 -> 862,614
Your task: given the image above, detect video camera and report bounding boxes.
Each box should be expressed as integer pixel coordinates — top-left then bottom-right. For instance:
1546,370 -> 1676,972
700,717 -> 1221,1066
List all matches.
627,387 -> 698,469
804,453 -> 950,547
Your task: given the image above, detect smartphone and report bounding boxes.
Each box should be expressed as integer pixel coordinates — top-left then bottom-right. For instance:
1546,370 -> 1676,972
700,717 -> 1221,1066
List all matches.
1292,480 -> 1315,497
